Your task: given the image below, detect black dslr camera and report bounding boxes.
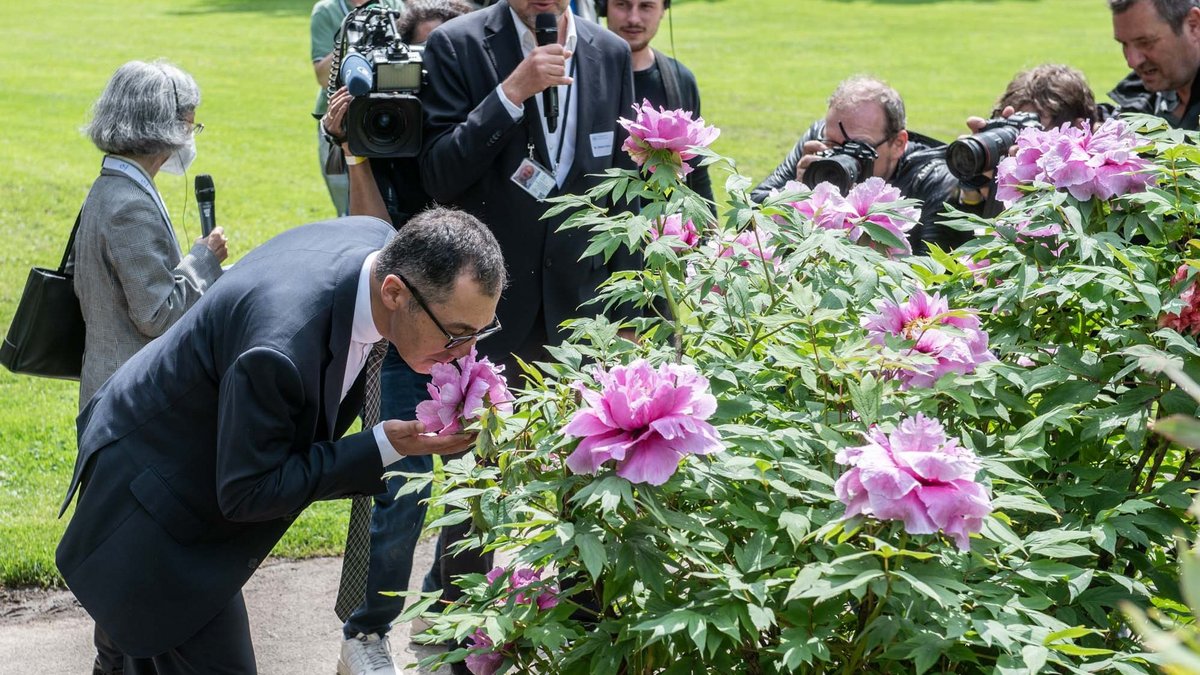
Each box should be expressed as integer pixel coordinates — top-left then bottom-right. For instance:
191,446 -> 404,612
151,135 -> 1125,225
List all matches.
328,3 -> 425,157
946,111 -> 1041,183
803,124 -> 879,194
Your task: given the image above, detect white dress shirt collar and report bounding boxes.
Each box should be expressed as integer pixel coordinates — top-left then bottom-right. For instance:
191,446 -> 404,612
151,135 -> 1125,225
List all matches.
341,251 -> 383,402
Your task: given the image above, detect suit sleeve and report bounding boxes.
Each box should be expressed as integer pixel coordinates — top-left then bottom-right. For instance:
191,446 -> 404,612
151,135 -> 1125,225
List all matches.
420,30 -> 526,204
214,346 -> 385,522
750,121 -> 821,204
101,196 -> 222,339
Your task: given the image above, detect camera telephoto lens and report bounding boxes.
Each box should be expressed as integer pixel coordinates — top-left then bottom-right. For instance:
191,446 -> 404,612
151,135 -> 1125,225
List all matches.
804,154 -> 862,194
347,94 -> 423,157
946,125 -> 1021,181
366,106 -> 406,142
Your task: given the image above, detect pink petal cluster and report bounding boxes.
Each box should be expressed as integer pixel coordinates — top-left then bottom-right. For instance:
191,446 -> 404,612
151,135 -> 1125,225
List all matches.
619,99 -> 720,177
465,629 -> 504,675
1160,265 -> 1200,336
1001,219 -> 1069,258
649,213 -> 700,252
996,118 -> 1156,204
835,413 -> 992,550
862,290 -> 996,389
485,566 -> 560,611
564,359 -> 722,486
785,177 -> 918,256
415,346 -> 514,435
718,229 -> 777,268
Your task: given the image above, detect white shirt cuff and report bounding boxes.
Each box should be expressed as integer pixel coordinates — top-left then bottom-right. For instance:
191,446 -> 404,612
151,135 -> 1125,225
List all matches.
373,421 -> 403,467
496,83 -> 524,121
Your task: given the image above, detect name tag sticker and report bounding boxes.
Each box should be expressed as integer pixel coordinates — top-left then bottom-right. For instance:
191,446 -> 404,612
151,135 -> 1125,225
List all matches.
590,131 -> 614,158
511,158 -> 555,201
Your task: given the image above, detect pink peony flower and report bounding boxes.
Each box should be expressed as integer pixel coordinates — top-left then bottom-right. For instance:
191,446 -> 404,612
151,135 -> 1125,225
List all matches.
784,177 -> 917,256
958,255 -> 991,285
619,99 -> 720,177
486,566 -> 560,611
835,413 -> 992,551
564,359 -> 723,486
465,629 -> 504,675
996,118 -> 1155,205
649,213 -> 700,252
415,346 -> 515,435
1160,265 -> 1200,336
862,289 -> 996,389
718,229 -> 777,268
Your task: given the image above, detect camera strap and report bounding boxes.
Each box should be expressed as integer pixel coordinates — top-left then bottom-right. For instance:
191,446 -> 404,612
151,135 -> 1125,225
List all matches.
102,156 -> 179,250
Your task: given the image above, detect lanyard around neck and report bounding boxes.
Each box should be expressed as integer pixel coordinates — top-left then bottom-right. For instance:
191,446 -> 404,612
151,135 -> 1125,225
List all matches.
102,156 -> 179,249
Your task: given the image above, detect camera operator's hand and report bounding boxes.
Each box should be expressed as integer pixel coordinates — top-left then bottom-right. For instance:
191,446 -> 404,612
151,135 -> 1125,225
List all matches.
793,139 -> 831,184
199,226 -> 228,263
501,44 -> 574,106
964,105 -> 1017,136
322,87 -> 352,143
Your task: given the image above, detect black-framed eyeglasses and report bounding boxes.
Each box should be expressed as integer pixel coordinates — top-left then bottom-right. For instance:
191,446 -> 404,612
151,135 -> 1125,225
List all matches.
397,273 -> 501,349
191,122 -> 205,136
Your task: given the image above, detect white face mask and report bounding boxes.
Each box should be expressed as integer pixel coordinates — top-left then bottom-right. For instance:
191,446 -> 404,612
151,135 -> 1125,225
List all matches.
160,136 -> 196,175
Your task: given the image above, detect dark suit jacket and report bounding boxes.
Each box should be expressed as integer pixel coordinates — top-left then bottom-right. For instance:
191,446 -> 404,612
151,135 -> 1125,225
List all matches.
420,1 -> 638,360
56,217 -> 395,658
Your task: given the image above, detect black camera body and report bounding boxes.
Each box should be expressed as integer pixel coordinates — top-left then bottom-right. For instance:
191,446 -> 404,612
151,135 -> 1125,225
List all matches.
331,4 -> 426,157
803,138 -> 878,194
946,111 -> 1041,182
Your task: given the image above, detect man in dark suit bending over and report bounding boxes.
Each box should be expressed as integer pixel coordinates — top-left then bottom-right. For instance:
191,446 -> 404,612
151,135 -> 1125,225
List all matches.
55,208 -> 506,674
414,0 -> 639,613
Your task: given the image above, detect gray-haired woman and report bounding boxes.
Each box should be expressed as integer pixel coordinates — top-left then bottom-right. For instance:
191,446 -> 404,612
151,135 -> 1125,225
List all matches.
73,59 -> 227,674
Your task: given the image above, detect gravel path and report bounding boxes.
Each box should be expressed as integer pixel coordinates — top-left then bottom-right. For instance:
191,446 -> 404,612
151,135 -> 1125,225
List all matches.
0,538 -> 448,674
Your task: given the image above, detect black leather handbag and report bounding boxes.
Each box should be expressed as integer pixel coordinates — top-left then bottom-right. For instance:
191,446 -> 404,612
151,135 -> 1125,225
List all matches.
0,211 -> 86,380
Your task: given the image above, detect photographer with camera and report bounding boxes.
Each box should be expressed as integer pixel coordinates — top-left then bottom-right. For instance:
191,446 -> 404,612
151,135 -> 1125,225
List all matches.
751,76 -> 967,255
950,64 -> 1098,217
1107,0 -> 1200,130
310,0 -> 405,218
318,4 -> 475,675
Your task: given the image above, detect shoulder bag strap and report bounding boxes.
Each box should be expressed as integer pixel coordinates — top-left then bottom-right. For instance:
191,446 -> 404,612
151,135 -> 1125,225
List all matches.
58,209 -> 83,274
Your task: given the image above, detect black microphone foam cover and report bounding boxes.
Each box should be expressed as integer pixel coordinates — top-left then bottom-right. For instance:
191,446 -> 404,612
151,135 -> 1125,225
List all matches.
535,12 -> 557,44
195,174 -> 215,202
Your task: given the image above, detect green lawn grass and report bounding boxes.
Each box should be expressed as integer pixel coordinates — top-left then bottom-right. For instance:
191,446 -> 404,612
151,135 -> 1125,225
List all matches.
0,0 -> 1128,587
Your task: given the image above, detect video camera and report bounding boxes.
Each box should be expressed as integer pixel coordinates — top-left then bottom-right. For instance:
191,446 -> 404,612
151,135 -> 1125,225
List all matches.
327,2 -> 425,157
946,111 -> 1041,183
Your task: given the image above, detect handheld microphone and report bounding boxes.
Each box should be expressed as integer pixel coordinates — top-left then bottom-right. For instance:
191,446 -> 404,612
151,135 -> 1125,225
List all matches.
194,174 -> 216,237
534,13 -> 559,134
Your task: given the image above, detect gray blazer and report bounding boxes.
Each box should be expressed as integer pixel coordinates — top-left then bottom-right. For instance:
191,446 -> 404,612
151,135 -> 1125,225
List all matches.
73,159 -> 222,408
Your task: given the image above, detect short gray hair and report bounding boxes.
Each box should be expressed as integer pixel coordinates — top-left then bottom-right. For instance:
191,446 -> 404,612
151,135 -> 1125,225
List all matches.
1109,0 -> 1200,33
86,60 -> 200,157
828,75 -> 906,141
376,207 -> 507,307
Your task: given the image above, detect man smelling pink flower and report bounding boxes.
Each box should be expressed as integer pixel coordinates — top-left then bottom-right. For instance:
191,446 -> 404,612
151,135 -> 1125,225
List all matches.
619,99 -> 720,178
862,289 -> 996,389
563,359 -> 722,486
415,346 -> 514,435
995,118 -> 1155,204
835,413 -> 992,551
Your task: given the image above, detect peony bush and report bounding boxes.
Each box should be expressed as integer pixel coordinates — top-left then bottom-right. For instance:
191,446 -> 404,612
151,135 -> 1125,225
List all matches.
397,111 -> 1200,674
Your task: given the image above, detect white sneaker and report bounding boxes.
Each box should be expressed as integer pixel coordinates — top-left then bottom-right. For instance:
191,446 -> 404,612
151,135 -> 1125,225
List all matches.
338,633 -> 399,675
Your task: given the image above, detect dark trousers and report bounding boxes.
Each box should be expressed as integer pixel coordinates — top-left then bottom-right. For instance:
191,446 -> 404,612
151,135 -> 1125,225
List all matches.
343,345 -> 435,638
120,592 -> 255,674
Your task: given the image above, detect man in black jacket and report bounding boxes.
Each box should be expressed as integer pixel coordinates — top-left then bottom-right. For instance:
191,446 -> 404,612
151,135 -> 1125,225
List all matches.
751,76 -> 967,255
1107,0 -> 1200,130
605,0 -> 713,204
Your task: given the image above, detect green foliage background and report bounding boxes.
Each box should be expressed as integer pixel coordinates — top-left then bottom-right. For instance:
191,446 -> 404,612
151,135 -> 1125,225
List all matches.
0,0 -> 1128,586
